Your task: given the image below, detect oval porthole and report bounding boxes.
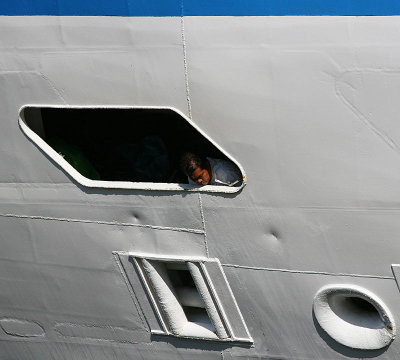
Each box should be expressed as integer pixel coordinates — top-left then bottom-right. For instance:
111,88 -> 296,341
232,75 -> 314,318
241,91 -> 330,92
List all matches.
313,284 -> 395,350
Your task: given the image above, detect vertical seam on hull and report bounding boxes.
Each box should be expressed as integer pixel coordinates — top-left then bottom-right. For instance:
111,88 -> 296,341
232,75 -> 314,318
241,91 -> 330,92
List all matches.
180,0 -> 192,119
198,193 -> 209,257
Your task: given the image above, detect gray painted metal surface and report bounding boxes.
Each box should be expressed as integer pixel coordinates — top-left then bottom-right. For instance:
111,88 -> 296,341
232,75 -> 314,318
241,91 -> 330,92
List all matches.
1,15 -> 400,359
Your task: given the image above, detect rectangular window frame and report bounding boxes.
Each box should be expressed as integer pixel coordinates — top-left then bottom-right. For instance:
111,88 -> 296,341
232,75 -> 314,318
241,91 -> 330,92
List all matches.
115,253 -> 253,343
19,104 -> 246,193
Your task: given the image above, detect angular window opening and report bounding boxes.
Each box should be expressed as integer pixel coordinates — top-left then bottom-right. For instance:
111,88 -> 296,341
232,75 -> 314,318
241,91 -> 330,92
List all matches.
138,259 -> 226,339
165,263 -> 216,334
20,106 -> 245,192
137,259 -> 234,340
117,254 -> 253,343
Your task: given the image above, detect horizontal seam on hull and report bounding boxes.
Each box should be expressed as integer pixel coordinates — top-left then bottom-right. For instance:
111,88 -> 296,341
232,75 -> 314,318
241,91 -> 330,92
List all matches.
0,213 -> 204,234
222,263 -> 394,280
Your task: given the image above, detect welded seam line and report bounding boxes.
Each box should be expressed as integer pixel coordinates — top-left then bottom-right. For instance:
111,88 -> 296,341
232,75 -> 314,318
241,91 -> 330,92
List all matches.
0,213 -> 204,234
112,253 -> 148,331
335,71 -> 400,154
198,193 -> 209,257
40,73 -> 68,105
54,321 -> 145,344
180,2 -> 192,119
298,206 -> 400,212
222,263 -> 394,280
0,70 -> 67,105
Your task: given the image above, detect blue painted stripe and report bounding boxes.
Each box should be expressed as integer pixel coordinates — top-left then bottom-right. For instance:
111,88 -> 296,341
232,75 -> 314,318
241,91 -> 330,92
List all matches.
1,0 -> 400,16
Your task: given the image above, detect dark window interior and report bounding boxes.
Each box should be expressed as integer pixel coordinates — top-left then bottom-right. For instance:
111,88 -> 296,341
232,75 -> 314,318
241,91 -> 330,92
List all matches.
23,107 -> 236,183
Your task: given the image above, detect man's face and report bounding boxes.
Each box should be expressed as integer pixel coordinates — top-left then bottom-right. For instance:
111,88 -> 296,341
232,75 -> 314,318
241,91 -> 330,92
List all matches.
190,167 -> 211,185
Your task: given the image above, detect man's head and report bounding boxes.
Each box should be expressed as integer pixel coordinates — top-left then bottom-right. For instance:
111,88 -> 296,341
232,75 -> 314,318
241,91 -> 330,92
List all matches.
180,152 -> 211,185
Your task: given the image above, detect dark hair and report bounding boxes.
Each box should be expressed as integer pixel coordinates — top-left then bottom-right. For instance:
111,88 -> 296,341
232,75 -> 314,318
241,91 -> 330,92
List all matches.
180,152 -> 206,176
